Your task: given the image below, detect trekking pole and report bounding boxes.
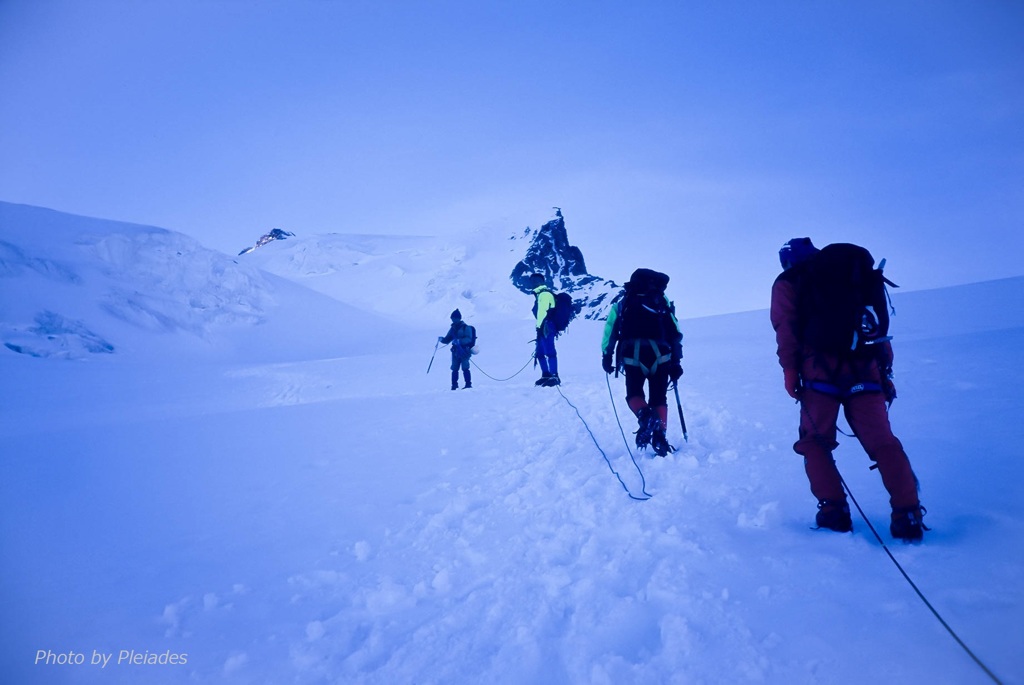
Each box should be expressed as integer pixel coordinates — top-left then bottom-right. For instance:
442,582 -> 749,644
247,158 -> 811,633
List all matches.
427,339 -> 441,374
672,381 -> 689,442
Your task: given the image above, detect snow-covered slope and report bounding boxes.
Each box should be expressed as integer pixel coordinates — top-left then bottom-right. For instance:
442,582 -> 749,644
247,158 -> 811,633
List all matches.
1,203 -> 1022,685
239,225 -> 539,328
0,202 -> 408,362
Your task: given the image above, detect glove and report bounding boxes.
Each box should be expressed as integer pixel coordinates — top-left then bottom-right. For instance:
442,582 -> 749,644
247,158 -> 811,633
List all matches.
438,336 -> 444,343
602,352 -> 614,375
668,361 -> 683,382
784,368 -> 802,399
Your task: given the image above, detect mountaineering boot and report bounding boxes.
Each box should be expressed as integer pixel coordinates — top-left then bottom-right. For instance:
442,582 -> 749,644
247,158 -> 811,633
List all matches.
815,499 -> 853,532
648,405 -> 672,456
650,427 -> 672,457
535,372 -> 551,386
542,375 -> 561,387
464,369 -> 472,389
452,370 -> 459,390
890,505 -> 927,542
634,407 -> 657,450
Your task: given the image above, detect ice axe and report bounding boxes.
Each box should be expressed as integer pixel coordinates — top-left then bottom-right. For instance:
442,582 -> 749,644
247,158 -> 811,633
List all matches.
427,339 -> 441,374
673,381 -> 689,443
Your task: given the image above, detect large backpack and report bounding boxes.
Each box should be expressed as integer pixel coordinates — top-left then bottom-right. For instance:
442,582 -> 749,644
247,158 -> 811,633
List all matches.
796,243 -> 895,355
456,321 -> 476,350
616,268 -> 676,343
547,291 -> 576,337
609,268 -> 681,375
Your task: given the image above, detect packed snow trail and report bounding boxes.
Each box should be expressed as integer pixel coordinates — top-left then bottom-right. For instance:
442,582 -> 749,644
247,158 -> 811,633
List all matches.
3,300 -> 1022,683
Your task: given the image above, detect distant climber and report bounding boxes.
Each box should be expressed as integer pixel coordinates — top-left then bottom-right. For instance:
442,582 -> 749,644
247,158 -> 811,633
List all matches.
438,309 -> 476,390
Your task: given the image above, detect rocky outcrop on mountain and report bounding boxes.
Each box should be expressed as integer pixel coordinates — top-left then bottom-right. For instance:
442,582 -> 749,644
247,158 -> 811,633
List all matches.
239,228 -> 295,256
4,310 -> 114,358
509,209 -> 621,320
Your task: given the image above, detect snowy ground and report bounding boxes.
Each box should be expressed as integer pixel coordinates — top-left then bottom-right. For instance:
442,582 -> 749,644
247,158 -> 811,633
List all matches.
1,203 -> 1022,684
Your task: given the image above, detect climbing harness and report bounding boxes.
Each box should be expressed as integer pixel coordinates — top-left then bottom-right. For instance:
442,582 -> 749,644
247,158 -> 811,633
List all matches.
799,380 -> 885,439
804,379 -> 883,399
621,338 -> 672,376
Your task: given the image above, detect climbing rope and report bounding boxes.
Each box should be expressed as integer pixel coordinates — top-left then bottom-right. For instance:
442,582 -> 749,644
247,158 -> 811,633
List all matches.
840,477 -> 1003,685
549,379 -> 652,501
434,340 -> 535,383
469,352 -> 536,382
462,339 -> 649,498
604,374 -> 646,466
799,401 -> 1003,684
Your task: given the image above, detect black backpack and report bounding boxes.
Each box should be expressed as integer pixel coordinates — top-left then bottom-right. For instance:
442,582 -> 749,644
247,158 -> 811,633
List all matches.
615,268 -> 677,343
796,243 -> 896,355
547,291 -> 576,337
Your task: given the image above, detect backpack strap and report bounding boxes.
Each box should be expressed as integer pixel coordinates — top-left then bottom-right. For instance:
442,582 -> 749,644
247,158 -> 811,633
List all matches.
451,321 -> 468,353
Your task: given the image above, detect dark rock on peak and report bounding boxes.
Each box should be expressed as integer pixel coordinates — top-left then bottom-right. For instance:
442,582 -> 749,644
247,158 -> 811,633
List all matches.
239,228 -> 295,256
510,210 -> 620,320
510,210 -> 587,292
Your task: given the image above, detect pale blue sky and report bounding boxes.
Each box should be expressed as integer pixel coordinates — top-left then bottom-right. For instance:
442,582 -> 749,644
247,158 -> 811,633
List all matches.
1,0 -> 1021,314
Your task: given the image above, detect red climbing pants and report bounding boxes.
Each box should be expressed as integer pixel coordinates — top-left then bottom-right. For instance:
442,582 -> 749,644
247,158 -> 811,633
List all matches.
795,388 -> 919,510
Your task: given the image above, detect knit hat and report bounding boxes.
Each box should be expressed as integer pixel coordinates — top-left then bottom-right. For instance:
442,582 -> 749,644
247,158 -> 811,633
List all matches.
450,309 -> 462,321
779,237 -> 819,270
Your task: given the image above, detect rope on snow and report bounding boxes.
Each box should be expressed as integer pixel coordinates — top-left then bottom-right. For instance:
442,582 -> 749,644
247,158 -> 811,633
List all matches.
551,378 -> 652,501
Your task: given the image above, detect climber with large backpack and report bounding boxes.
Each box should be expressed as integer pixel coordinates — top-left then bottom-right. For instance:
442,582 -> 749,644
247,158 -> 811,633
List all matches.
771,238 -> 926,541
529,272 -> 562,387
438,309 -> 476,390
601,268 -> 683,457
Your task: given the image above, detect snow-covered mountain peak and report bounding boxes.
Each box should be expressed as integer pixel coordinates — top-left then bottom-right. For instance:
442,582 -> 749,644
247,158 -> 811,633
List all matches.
509,209 -> 622,320
241,210 -> 623,327
239,228 -> 296,255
